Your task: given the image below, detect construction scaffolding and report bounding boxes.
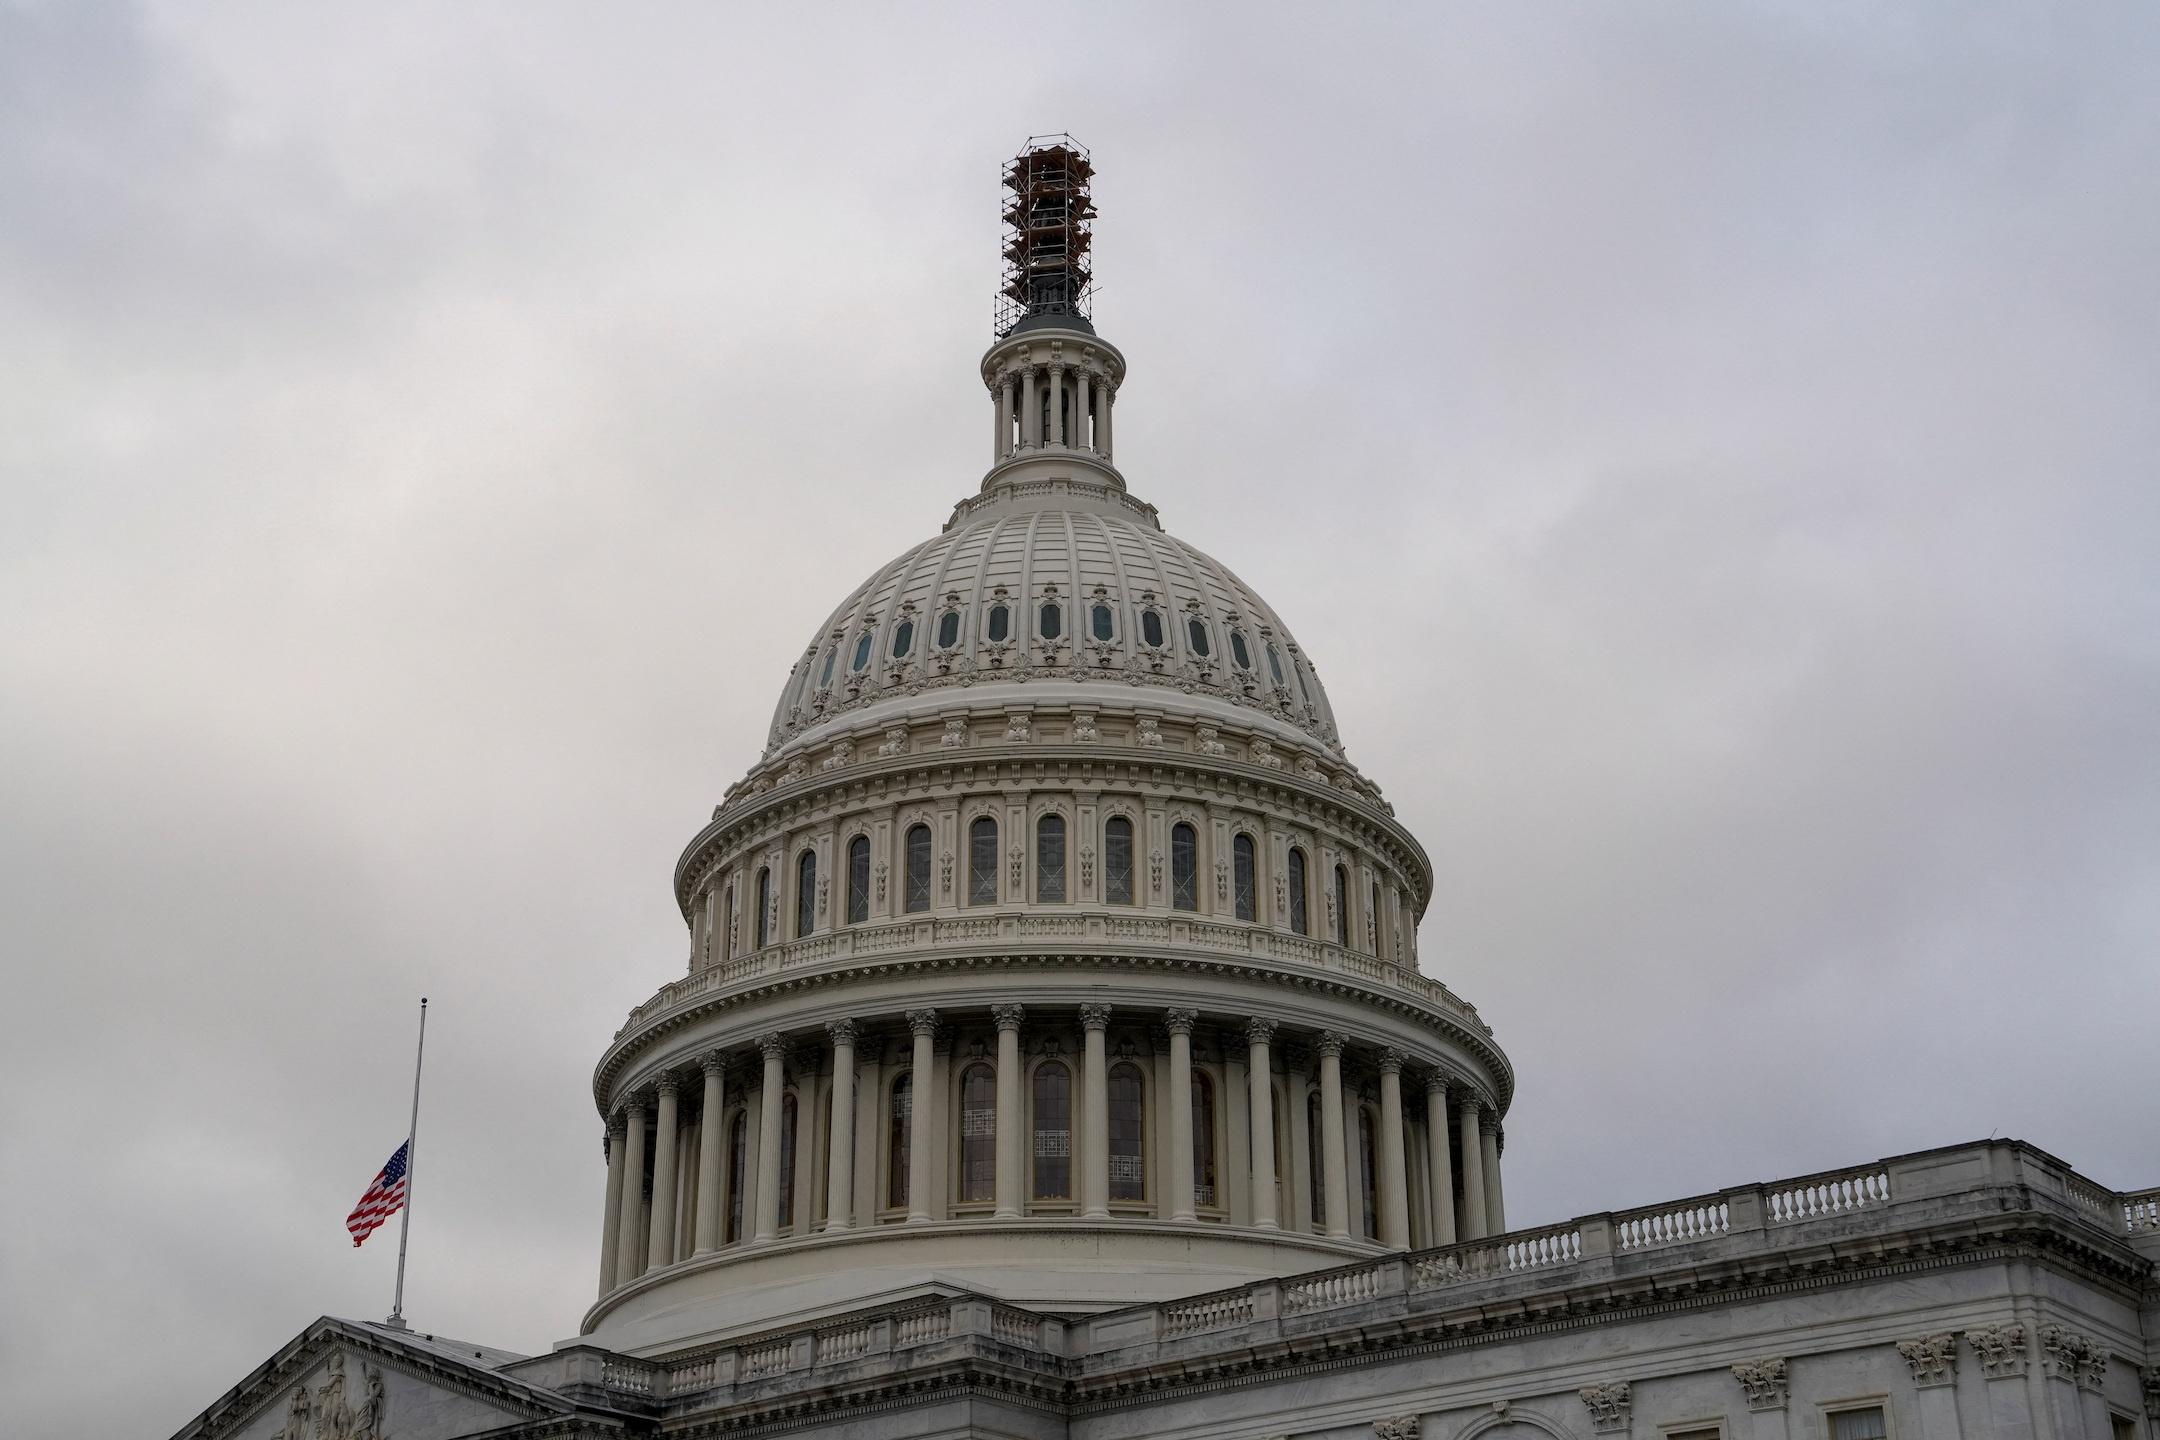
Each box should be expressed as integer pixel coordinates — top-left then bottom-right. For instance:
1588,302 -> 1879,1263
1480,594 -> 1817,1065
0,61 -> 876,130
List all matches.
996,134 -> 1095,337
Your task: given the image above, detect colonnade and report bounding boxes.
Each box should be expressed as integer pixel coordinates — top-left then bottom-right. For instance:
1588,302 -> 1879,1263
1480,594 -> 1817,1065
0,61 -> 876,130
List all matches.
991,359 -> 1114,464
597,1004 -> 1507,1300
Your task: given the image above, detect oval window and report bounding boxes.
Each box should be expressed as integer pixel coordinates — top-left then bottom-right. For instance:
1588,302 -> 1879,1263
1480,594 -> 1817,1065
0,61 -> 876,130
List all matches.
988,605 -> 1010,642
1091,604 -> 1114,641
1230,629 -> 1252,669
851,632 -> 874,671
891,619 -> 914,659
1040,602 -> 1061,640
1266,644 -> 1285,686
1187,618 -> 1211,657
937,611 -> 960,649
1141,610 -> 1164,647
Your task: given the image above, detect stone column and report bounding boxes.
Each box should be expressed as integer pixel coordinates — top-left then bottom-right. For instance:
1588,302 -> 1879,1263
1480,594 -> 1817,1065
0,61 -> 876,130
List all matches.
1165,1008 -> 1198,1222
1246,1018 -> 1279,1230
753,1035 -> 787,1242
1376,1049 -> 1410,1249
614,1095 -> 649,1282
1423,1074 -> 1457,1246
1317,1032 -> 1350,1239
1075,370 -> 1092,451
1047,363 -> 1065,445
1080,1003 -> 1112,1219
994,377 -> 1011,461
993,1004 -> 1025,1219
823,1021 -> 858,1232
1458,1096 -> 1489,1239
694,1053 -> 726,1253
646,1077 -> 681,1269
905,1009 -> 938,1223
1098,383 -> 1113,460
598,1116 -> 626,1296
1020,366 -> 1038,449
1480,1117 -> 1505,1233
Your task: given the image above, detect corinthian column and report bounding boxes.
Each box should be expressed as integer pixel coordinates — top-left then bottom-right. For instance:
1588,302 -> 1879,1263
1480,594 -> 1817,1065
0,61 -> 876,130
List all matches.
993,1004 -> 1025,1219
1423,1073 -> 1456,1246
1098,383 -> 1114,459
753,1035 -> 787,1242
599,1115 -> 626,1296
824,1020 -> 859,1231
1246,1018 -> 1279,1230
1165,1008 -> 1199,1222
694,1052 -> 726,1253
1482,1117 -> 1505,1233
1075,370 -> 1093,451
614,1095 -> 648,1281
1317,1032 -> 1350,1239
1458,1096 -> 1489,1239
647,1076 -> 682,1269
905,1009 -> 938,1223
1376,1050 -> 1409,1249
994,377 -> 1011,461
1047,363 -> 1066,446
1079,1003 -> 1112,1219
1020,367 -> 1038,448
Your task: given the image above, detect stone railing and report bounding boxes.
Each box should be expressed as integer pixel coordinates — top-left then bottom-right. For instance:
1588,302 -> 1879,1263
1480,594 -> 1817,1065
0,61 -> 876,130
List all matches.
613,907 -> 1487,1042
1761,1165 -> 1891,1223
2124,1188 -> 2160,1234
1612,1192 -> 1730,1251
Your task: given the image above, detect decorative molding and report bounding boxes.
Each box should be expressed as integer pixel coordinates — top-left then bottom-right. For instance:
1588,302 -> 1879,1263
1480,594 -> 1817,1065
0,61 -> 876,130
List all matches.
1578,1382 -> 1631,1433
824,1019 -> 859,1049
1733,1357 -> 1789,1411
2041,1324 -> 2106,1389
1162,1008 -> 1199,1036
756,1032 -> 790,1064
1897,1333 -> 1958,1387
1970,1322 -> 2029,1378
1078,1003 -> 1113,1032
905,1008 -> 941,1039
1372,1416 -> 1419,1440
1315,1030 -> 1347,1058
992,1004 -> 1026,1032
1245,1016 -> 1278,1047
1378,1046 -> 1407,1075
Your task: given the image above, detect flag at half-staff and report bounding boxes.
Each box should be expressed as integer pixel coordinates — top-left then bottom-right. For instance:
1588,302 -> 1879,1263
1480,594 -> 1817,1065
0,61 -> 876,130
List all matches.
345,1140 -> 411,1247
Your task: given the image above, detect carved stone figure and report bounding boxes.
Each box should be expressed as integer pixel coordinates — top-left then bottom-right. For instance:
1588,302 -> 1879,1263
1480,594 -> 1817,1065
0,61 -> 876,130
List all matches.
1072,711 -> 1100,741
1004,711 -> 1032,742
352,1365 -> 386,1440
273,1385 -> 312,1440
1134,715 -> 1164,747
877,726 -> 909,756
314,1351 -> 352,1440
1194,724 -> 1226,755
940,717 -> 969,747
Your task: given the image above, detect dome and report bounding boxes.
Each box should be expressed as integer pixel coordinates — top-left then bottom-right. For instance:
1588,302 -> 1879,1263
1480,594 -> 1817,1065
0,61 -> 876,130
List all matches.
766,479 -> 1343,760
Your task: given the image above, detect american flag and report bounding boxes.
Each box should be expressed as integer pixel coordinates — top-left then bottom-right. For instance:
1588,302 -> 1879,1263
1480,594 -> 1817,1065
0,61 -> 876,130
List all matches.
345,1140 -> 410,1247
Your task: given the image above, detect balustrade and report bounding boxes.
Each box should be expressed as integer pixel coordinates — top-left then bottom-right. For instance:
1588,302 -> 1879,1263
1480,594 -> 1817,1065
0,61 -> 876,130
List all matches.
1613,1194 -> 1730,1251
1763,1166 -> 1890,1223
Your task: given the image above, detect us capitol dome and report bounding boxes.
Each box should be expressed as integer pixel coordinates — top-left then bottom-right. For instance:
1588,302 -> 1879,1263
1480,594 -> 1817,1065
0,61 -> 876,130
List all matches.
585,136 -> 1515,1352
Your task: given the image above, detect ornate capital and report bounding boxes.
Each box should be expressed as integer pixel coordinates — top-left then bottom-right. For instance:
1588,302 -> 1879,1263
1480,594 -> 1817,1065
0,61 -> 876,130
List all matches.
1969,1323 -> 2029,1379
1163,1007 -> 1199,1036
1479,1108 -> 1501,1136
1372,1418 -> 1419,1440
757,1032 -> 790,1063
654,1074 -> 682,1099
623,1090 -> 652,1117
1378,1046 -> 1407,1075
606,1111 -> 627,1139
905,1007 -> 941,1039
1732,1358 -> 1789,1411
2041,1325 -> 2105,1388
825,1018 -> 860,1049
1078,1002 -> 1113,1032
1578,1382 -> 1631,1434
699,1049 -> 727,1077
1423,1070 -> 1450,1099
1244,1016 -> 1278,1047
1898,1333 -> 1958,1388
992,1003 -> 1026,1032
1315,1030 -> 1348,1058
2141,1366 -> 2159,1420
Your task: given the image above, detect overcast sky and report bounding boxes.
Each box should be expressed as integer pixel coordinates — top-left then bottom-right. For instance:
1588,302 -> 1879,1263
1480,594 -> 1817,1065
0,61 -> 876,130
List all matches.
3,3 -> 2156,1433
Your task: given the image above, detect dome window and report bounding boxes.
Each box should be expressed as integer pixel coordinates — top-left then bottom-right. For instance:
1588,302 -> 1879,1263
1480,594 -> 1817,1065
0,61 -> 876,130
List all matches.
987,604 -> 1011,643
1091,604 -> 1114,641
850,632 -> 874,672
1230,629 -> 1253,670
1040,602 -> 1061,640
1187,618 -> 1211,657
890,619 -> 914,659
819,647 -> 838,688
936,611 -> 961,649
1140,610 -> 1165,648
1265,644 -> 1285,687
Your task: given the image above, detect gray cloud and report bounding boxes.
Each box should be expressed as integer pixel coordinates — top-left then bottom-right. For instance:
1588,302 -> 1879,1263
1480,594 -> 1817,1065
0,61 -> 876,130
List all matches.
3,3 -> 2155,1432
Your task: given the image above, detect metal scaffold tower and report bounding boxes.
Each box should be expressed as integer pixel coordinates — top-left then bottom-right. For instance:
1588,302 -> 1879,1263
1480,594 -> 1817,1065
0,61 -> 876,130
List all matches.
996,134 -> 1095,337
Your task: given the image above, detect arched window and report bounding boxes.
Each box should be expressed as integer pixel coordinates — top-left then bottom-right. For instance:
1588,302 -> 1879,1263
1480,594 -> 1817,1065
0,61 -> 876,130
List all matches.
850,631 -> 873,672
936,611 -> 961,649
1371,881 -> 1383,956
1192,1070 -> 1218,1209
1108,1063 -> 1147,1202
796,850 -> 817,938
1233,833 -> 1257,922
1333,864 -> 1351,946
1031,1062 -> 1072,1201
1090,603 -> 1114,641
1358,1105 -> 1379,1239
846,835 -> 870,924
722,884 -> 736,963
887,1074 -> 912,1210
1036,815 -> 1066,902
987,604 -> 1010,643
959,1063 -> 997,1204
778,1092 -> 798,1231
1170,822 -> 1199,912
1230,629 -> 1252,670
755,867 -> 772,948
1104,817 -> 1135,905
1140,609 -> 1165,648
904,824 -> 932,913
819,646 -> 838,688
1039,601 -> 1061,640
891,619 -> 914,659
1187,617 -> 1211,657
724,1110 -> 749,1244
1305,1090 -> 1325,1232
1266,643 -> 1285,687
1287,848 -> 1309,936
968,816 -> 998,906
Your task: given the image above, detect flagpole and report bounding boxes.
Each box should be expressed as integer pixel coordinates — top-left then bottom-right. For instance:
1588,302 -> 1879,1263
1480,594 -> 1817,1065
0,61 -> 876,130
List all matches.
386,997 -> 428,1330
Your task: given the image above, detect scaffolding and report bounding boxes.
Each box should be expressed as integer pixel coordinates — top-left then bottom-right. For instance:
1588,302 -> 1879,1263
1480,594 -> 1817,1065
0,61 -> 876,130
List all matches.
995,134 -> 1095,337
